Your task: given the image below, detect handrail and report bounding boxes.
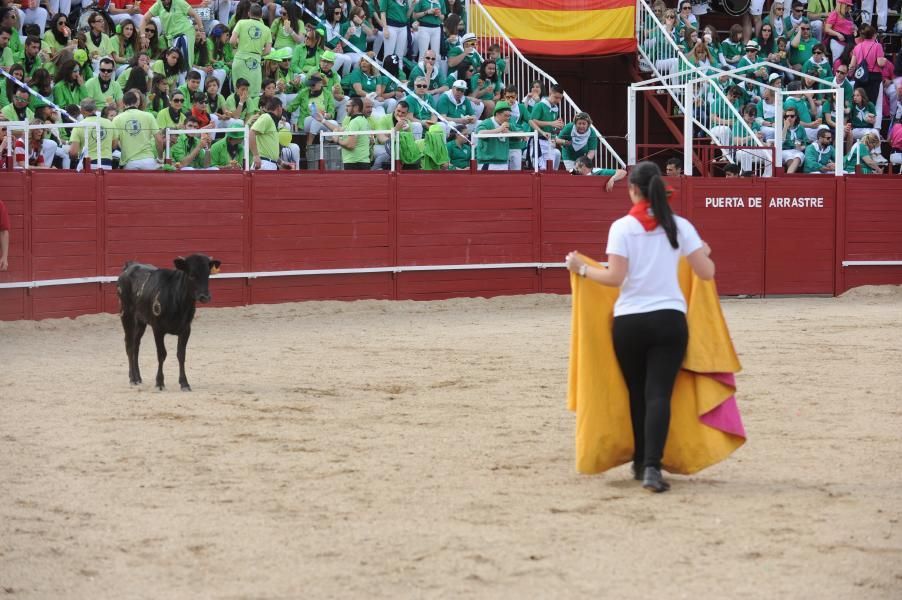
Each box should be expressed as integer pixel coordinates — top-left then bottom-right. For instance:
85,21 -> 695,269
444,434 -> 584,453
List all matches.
470,130 -> 540,172
2,120 -> 103,170
467,0 -> 625,170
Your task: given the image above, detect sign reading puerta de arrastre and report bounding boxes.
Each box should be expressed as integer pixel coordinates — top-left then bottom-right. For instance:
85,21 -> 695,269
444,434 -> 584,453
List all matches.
703,195 -> 826,209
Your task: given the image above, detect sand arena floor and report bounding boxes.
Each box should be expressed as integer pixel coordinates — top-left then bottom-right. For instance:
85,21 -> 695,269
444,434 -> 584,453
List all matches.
1,287 -> 901,599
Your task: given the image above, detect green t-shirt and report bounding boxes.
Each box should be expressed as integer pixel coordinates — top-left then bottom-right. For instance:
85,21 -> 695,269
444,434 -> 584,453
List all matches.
558,122 -> 598,161
210,137 -> 245,167
590,168 -> 617,176
113,108 -> 159,164
475,117 -> 509,164
403,93 -> 435,120
83,76 -> 123,106
225,93 -> 259,121
790,37 -> 815,67
341,115 -> 371,164
850,101 -> 876,129
803,142 -> 835,173
148,0 -> 196,42
413,0 -> 446,27
52,81 -> 86,108
70,116 -> 116,161
85,33 -> 115,61
234,18 -> 272,56
783,97 -> 813,124
156,107 -> 186,131
844,141 -> 873,174
339,20 -> 367,52
469,74 -> 501,101
271,18 -> 303,49
409,65 -> 442,91
435,92 -> 473,119
529,100 -> 560,133
171,134 -> 209,167
447,45 -> 481,71
380,0 -> 411,25
346,69 -> 380,97
251,112 -> 279,161
446,140 -> 469,169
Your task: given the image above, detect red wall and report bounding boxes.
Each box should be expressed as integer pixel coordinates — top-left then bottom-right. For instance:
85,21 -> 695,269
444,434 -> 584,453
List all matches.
1,171 -> 900,321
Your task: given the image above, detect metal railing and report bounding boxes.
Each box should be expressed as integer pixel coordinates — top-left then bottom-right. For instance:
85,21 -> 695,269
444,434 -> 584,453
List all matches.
470,130 -> 540,171
319,129 -> 396,171
2,120 -> 104,170
467,0 -> 625,171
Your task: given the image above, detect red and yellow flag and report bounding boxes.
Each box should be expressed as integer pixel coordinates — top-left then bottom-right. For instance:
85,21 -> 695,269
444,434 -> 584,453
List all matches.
478,0 -> 636,57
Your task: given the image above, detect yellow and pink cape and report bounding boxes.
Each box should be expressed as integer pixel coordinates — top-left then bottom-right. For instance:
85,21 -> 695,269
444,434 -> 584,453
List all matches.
567,258 -> 746,475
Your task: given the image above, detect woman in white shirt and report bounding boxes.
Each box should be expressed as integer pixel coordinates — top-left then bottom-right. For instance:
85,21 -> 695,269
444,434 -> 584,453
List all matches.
565,161 -> 716,493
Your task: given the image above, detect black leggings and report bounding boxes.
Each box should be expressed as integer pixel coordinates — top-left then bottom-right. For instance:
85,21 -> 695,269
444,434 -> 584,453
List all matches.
612,309 -> 688,471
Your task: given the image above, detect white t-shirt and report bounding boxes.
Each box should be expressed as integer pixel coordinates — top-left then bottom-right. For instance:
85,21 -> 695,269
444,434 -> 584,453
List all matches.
605,214 -> 703,317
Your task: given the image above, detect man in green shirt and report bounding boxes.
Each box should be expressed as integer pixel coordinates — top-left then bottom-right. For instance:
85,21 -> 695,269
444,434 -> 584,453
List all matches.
211,123 -> 246,169
229,3 -> 272,98
224,78 -> 259,122
69,98 -> 117,170
83,57 -> 123,109
339,96 -> 372,169
528,83 -> 564,170
475,100 -> 512,170
448,32 -> 481,72
112,90 -> 163,169
0,27 -> 15,68
1,87 -> 33,122
435,80 -> 476,133
803,127 -> 836,173
573,156 -> 628,191
249,95 -> 284,169
21,35 -> 43,80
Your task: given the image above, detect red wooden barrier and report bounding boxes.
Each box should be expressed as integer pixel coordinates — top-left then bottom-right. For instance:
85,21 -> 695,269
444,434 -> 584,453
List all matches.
2,171 -> 902,321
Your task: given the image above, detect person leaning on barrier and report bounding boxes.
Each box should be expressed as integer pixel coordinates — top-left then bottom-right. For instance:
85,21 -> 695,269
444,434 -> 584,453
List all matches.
210,122 -> 246,169
113,89 -> 164,169
372,100 -> 422,170
528,83 -> 564,171
475,100 -> 511,171
501,86 -> 530,171
664,158 -> 683,176
573,156 -> 627,191
803,127 -> 837,173
558,111 -> 600,173
446,128 -> 470,170
338,96 -> 372,170
69,97 -> 118,170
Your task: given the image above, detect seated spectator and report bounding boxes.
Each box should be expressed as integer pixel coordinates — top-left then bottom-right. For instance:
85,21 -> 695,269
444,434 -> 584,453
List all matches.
52,59 -> 86,108
521,80 -> 545,110
68,97 -> 117,170
723,163 -> 741,177
171,115 -> 215,169
528,83 -> 564,171
844,131 -> 882,173
157,90 -> 188,131
757,84 -> 778,140
2,86 -> 33,122
225,78 -> 259,122
447,32 -> 480,73
762,2 -> 788,39
152,47 -> 187,93
803,127 -> 836,173
403,76 -> 437,138
83,56 -> 123,109
710,85 -> 744,148
803,44 -> 831,80
780,107 -> 807,173
789,18 -> 815,71
783,80 -> 821,141
436,79 -> 476,133
469,59 -> 501,120
408,49 -> 446,96
373,101 -> 421,170
572,155 -> 627,191
733,103 -> 772,177
345,54 -> 389,117
674,1 -> 698,37
849,87 -> 880,141
210,123 -> 246,169
289,73 -> 339,148
201,76 -> 227,128
446,129 -> 471,170
189,91 -> 212,127
720,24 -> 744,68
378,54 -> 407,118
756,23 -> 780,65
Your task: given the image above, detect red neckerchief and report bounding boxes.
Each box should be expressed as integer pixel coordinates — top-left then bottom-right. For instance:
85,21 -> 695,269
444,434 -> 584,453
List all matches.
629,200 -> 657,231
627,186 -> 676,232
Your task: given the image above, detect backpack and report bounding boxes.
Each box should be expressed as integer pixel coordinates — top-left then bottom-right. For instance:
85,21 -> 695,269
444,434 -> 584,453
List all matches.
853,44 -> 875,84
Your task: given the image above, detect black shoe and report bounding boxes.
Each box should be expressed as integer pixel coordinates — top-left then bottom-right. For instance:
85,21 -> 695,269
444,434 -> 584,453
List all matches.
631,462 -> 643,481
642,467 -> 671,493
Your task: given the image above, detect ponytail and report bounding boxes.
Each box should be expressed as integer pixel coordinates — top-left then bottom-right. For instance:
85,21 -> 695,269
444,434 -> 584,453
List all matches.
628,161 -> 679,249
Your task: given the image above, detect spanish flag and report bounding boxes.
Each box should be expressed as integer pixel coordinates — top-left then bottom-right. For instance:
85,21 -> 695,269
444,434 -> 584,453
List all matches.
478,0 -> 636,57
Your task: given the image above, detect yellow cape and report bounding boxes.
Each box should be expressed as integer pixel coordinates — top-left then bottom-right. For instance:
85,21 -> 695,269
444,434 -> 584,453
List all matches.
567,258 -> 746,475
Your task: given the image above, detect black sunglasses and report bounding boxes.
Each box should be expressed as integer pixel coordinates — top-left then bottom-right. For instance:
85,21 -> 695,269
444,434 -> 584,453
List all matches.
171,98 -> 184,103
99,68 -> 113,73
415,84 -> 427,88
424,56 -> 436,61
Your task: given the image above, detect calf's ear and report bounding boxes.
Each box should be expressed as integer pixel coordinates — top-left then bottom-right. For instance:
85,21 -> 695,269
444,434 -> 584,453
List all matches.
174,256 -> 188,271
210,259 -> 221,274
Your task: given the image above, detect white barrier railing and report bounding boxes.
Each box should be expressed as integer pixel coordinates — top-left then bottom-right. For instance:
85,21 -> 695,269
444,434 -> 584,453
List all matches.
467,0 -> 625,171
2,120 -> 104,170
164,126 -> 250,170
319,129 -> 396,171
469,130 -> 539,171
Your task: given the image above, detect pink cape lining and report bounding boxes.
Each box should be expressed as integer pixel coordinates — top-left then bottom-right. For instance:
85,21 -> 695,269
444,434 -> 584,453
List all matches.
689,371 -> 746,438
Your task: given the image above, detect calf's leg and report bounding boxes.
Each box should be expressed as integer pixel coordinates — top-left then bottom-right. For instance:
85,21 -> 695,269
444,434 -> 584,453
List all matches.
153,327 -> 167,391
121,312 -> 137,384
133,321 -> 147,385
177,326 -> 191,391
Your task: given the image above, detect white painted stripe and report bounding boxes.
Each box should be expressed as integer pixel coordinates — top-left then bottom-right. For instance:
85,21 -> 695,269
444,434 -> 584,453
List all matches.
842,261 -> 902,267
0,262 -> 574,290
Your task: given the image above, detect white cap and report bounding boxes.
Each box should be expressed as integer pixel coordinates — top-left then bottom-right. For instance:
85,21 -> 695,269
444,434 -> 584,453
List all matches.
461,32 -> 477,44
452,80 -> 468,90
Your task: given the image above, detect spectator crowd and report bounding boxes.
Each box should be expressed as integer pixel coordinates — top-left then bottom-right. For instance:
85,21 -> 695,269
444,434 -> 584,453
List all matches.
0,0 -> 621,175
642,0 -> 902,174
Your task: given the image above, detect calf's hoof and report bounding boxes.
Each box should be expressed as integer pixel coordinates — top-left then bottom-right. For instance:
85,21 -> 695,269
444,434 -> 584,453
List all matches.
156,383 -> 165,391
181,384 -> 192,392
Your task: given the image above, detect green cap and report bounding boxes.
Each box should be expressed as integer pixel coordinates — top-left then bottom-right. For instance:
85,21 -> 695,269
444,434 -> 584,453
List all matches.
264,47 -> 292,61
315,27 -> 326,37
321,50 -> 336,63
226,123 -> 245,139
493,101 -> 512,115
428,123 -> 445,135
73,49 -> 88,65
